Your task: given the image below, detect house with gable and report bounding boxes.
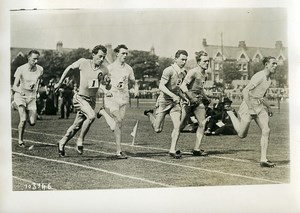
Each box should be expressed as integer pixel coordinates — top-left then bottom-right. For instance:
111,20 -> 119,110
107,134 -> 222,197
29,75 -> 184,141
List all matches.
186,39 -> 288,91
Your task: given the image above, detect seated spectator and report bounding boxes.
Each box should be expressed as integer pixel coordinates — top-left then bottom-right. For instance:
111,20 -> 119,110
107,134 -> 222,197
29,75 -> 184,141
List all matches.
204,99 -> 224,135
204,97 -> 237,136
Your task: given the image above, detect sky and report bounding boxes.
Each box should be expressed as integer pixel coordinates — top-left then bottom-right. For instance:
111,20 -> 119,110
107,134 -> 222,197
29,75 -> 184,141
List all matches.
10,8 -> 287,57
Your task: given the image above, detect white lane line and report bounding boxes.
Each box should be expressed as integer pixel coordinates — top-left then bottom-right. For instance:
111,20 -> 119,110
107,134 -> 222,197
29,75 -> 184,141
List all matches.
12,152 -> 174,188
132,157 -> 285,184
11,128 -> 290,167
12,138 -> 285,184
12,176 -> 57,190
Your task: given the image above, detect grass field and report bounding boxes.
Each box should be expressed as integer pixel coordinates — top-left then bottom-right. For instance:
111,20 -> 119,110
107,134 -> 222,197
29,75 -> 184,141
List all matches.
11,99 -> 290,191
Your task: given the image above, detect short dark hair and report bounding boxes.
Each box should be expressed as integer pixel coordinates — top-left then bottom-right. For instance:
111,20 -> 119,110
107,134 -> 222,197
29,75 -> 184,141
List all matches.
114,44 -> 128,53
195,50 -> 208,63
92,45 -> 107,55
175,50 -> 188,58
28,49 -> 40,57
262,56 -> 276,66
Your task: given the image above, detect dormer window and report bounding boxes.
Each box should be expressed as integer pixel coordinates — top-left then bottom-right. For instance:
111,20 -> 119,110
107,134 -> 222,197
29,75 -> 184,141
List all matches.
278,55 -> 284,65
215,63 -> 220,70
238,63 -> 247,72
254,54 -> 261,63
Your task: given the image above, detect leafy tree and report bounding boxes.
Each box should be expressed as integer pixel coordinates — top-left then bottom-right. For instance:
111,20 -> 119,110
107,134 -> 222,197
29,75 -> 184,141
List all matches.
38,50 -> 65,83
126,50 -> 159,82
11,55 -> 27,84
63,48 -> 91,67
222,62 -> 242,84
157,57 -> 173,78
62,48 -> 91,84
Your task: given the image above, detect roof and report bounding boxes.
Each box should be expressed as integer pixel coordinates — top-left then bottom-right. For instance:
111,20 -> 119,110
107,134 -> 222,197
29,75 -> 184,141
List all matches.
186,44 -> 288,66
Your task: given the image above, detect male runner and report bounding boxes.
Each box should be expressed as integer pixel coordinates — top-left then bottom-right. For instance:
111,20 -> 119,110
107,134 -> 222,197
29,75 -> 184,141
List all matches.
227,56 -> 277,167
12,50 -> 43,147
180,50 -> 210,156
97,44 -> 139,159
55,45 -> 110,157
144,50 -> 188,159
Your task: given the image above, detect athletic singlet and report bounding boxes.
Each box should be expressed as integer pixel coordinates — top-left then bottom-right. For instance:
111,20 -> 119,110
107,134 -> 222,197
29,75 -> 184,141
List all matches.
14,63 -> 43,95
183,66 -> 207,96
247,70 -> 271,99
158,63 -> 186,100
107,61 -> 135,94
71,58 -> 108,97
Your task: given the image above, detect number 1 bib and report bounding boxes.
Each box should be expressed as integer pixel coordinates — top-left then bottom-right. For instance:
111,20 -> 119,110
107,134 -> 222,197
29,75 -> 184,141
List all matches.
88,79 -> 99,89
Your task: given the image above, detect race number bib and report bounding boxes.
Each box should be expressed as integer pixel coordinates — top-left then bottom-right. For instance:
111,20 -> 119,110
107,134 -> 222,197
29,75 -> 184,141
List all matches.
116,76 -> 127,90
24,80 -> 37,90
117,81 -> 124,90
88,79 -> 99,89
176,79 -> 182,86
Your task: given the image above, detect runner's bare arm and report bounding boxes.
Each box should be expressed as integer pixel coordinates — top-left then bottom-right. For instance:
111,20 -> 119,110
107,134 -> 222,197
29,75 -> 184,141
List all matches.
159,78 -> 180,103
54,65 -> 73,92
12,74 -> 24,95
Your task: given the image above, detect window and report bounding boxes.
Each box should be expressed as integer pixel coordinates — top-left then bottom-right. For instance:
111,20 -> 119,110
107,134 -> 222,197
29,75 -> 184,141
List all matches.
215,63 -> 220,70
239,63 -> 247,71
278,56 -> 284,65
254,54 -> 261,63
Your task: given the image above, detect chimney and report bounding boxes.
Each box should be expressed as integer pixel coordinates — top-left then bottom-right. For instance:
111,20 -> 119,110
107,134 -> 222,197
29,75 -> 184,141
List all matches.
56,41 -> 63,52
238,41 -> 246,49
150,45 -> 155,55
275,41 -> 283,49
105,43 -> 114,63
202,38 -> 207,47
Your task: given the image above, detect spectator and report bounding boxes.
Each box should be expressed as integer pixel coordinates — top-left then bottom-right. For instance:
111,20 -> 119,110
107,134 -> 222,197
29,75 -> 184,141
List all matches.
205,97 -> 238,136
59,77 -> 74,119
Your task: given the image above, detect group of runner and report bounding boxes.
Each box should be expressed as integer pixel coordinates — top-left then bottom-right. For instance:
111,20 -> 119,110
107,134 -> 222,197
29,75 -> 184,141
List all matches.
12,44 -> 277,167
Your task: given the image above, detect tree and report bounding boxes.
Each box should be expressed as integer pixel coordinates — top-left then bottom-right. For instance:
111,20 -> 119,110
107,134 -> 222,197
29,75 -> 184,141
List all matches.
38,50 -> 65,83
63,48 -> 91,67
62,48 -> 92,84
157,57 -> 173,78
222,62 -> 242,84
126,50 -> 159,82
11,55 -> 27,84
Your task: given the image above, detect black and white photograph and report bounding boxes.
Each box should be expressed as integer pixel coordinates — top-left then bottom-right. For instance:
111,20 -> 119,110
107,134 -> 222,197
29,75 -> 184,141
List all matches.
1,0 -> 300,212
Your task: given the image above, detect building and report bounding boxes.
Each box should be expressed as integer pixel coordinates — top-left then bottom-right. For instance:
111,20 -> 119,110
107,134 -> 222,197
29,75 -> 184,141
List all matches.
186,38 -> 288,89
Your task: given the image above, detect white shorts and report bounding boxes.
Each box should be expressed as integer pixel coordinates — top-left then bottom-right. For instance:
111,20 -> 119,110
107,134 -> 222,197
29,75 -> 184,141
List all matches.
14,92 -> 37,111
104,92 -> 129,113
238,100 -> 265,122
